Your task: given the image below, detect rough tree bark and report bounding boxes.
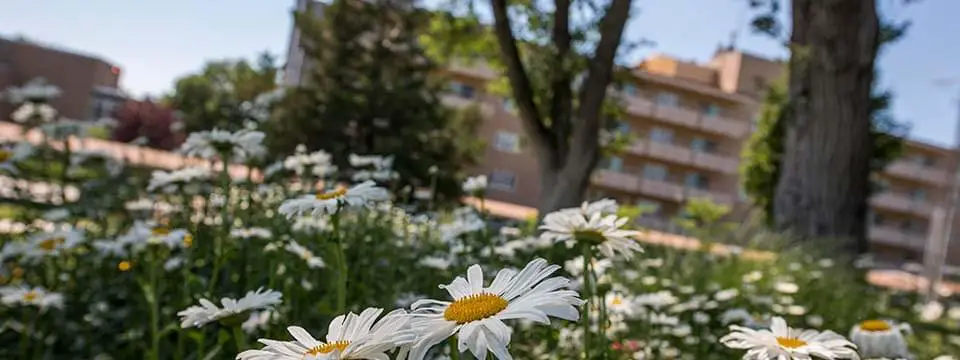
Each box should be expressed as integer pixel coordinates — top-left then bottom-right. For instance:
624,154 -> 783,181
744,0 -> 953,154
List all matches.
774,0 -> 879,254
490,0 -> 632,218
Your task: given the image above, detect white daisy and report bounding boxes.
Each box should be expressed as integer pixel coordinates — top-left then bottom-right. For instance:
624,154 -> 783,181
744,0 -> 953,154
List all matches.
849,320 -> 911,359
562,198 -> 619,217
92,239 -> 128,257
349,154 -> 393,169
720,316 -> 860,360
179,128 -> 266,161
242,310 -> 275,334
231,227 -> 273,240
237,308 -> 414,360
24,229 -> 84,259
283,148 -> 336,176
462,175 -> 487,193
0,286 -> 64,310
3,78 -> 61,103
352,169 -> 398,182
539,211 -> 642,259
117,222 -> 191,252
146,167 -> 213,192
0,141 -> 33,174
407,258 -> 583,360
178,288 -> 282,328
285,241 -> 326,269
278,181 -> 389,218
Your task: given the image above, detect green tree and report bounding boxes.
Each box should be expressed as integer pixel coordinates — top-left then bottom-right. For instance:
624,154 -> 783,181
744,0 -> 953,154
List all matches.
424,0 -> 636,218
165,52 -> 278,133
744,0 -> 915,253
740,22 -> 909,230
266,0 -> 483,205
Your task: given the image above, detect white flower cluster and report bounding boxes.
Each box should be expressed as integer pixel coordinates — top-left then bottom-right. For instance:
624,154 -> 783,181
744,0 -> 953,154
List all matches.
179,128 -> 266,161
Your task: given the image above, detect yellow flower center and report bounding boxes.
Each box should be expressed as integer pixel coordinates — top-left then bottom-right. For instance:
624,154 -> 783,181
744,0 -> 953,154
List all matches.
612,296 -> 623,305
12,267 -> 24,279
0,150 -> 11,162
859,320 -> 891,332
316,187 -> 347,200
151,227 -> 170,236
118,261 -> 132,272
300,250 -> 313,259
23,290 -> 39,302
183,234 -> 194,248
305,341 -> 351,356
443,293 -> 509,324
39,237 -> 65,251
776,337 -> 807,349
573,230 -> 607,245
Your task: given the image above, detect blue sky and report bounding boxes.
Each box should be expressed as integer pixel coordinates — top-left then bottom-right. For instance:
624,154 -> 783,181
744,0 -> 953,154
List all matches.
1,0 -> 957,146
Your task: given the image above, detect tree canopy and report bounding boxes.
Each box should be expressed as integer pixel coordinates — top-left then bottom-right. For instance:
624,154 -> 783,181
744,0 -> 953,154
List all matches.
165,53 -> 279,133
265,0 -> 484,205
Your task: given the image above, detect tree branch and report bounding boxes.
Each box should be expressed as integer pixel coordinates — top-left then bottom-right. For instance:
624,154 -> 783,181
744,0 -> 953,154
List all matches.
490,0 -> 556,157
549,0 -> 573,166
569,0 -> 632,167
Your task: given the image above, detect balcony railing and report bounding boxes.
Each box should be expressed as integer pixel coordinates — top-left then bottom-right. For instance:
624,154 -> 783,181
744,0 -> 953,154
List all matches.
869,192 -> 935,218
885,160 -> 949,186
623,96 -> 750,138
591,169 -> 734,206
869,225 -> 927,252
627,140 -> 738,175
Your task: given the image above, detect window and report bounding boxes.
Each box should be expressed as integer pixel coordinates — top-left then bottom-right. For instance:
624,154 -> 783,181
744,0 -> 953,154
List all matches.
502,98 -> 515,111
606,156 -> 624,172
900,219 -> 915,232
642,164 -> 668,182
684,173 -> 709,190
649,127 -> 674,144
636,199 -> 661,215
690,137 -> 716,153
909,189 -> 927,202
489,170 -> 516,191
702,103 -> 721,117
89,96 -> 121,120
449,81 -> 475,99
655,92 -> 679,107
753,76 -> 768,92
616,121 -> 632,135
493,131 -> 520,153
912,154 -> 935,167
623,83 -> 639,96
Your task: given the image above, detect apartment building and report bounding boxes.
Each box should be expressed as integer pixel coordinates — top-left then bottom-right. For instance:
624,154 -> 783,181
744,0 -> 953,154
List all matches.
443,51 -> 783,215
444,52 -> 960,267
280,0 -> 960,266
0,36 -> 125,121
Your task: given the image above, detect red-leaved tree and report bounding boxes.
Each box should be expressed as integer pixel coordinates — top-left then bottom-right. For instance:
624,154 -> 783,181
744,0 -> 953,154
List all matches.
111,99 -> 185,150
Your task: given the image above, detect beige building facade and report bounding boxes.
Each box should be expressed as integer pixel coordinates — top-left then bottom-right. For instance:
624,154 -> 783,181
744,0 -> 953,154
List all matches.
443,50 -> 960,267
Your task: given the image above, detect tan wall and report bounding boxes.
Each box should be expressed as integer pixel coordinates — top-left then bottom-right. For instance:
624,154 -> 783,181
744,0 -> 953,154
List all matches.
0,37 -> 121,121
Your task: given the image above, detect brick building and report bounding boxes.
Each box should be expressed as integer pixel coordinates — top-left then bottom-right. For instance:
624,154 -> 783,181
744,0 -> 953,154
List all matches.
0,35 -> 126,122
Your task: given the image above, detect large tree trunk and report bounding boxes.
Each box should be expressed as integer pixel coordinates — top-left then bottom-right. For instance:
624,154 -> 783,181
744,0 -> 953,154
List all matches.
774,0 -> 879,254
489,0 -> 631,219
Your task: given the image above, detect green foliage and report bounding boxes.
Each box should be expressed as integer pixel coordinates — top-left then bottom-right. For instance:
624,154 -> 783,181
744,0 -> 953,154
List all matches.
674,197 -> 736,241
165,53 -> 279,133
265,0 -> 483,205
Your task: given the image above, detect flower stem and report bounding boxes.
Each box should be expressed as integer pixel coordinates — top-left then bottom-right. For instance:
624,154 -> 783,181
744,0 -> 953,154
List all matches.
232,325 -> 247,352
19,308 -> 32,357
448,336 -> 460,360
581,244 -> 593,359
143,251 -> 161,360
208,154 -> 232,294
331,210 -> 347,314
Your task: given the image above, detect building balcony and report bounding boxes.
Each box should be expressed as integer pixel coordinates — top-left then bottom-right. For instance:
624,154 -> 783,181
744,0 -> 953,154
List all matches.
869,192 -> 935,218
884,160 -> 948,186
627,140 -> 738,175
591,169 -> 735,206
440,94 -> 494,115
623,96 -> 750,138
869,225 -> 927,252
